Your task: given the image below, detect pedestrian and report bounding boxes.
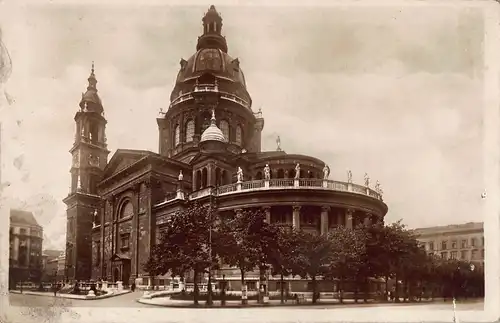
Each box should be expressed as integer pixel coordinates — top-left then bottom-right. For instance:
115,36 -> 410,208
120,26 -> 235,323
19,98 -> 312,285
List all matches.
131,282 -> 136,292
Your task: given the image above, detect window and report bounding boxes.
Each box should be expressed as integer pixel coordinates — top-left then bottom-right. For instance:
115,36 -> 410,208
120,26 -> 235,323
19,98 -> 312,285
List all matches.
471,249 -> 478,260
120,234 -> 130,250
20,228 -> 27,235
451,240 -> 457,249
235,125 -> 242,145
441,251 -> 448,259
471,238 -> 477,247
185,120 -> 195,142
441,240 -> 447,250
481,237 -> 484,247
428,241 -> 434,251
460,250 -> 468,260
461,239 -> 467,248
450,251 -> 457,259
174,124 -> 180,146
120,201 -> 134,219
220,120 -> 229,142
481,249 -> 484,259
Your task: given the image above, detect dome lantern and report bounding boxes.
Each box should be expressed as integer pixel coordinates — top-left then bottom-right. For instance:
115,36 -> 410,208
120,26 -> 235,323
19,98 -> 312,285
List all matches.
200,109 -> 226,142
197,5 -> 228,53
79,61 -> 103,114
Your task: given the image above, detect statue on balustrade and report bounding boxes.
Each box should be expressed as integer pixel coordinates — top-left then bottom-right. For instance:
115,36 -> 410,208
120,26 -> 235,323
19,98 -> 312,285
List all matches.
364,173 -> 370,187
323,164 -> 330,180
264,164 -> 271,180
347,170 -> 353,183
295,163 -> 300,179
178,170 -> 184,181
375,180 -> 383,195
237,167 -> 243,183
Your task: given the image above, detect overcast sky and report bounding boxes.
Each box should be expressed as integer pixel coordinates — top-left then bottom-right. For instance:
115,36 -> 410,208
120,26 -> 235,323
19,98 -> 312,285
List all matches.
0,3 -> 487,249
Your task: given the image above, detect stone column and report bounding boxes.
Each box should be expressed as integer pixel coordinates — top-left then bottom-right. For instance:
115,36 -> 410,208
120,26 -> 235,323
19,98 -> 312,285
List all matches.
263,207 -> 271,224
345,209 -> 353,229
321,206 -> 330,235
292,206 -> 301,230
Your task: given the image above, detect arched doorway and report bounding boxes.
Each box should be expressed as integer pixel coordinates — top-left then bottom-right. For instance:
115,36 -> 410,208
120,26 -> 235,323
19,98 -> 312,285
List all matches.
113,267 -> 120,283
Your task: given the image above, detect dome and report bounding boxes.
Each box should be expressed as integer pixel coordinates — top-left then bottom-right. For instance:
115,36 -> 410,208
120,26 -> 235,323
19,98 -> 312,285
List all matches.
175,48 -> 246,87
200,110 -> 226,142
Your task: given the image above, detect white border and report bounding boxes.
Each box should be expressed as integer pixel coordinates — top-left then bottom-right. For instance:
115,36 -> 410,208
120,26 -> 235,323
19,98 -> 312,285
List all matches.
1,0 -> 499,322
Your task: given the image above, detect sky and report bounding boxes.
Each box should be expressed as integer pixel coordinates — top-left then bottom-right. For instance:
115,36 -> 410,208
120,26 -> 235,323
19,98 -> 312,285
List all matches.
0,3 -> 487,250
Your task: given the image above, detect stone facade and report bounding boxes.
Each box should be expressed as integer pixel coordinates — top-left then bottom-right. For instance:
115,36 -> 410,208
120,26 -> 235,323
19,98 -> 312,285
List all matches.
63,6 -> 389,290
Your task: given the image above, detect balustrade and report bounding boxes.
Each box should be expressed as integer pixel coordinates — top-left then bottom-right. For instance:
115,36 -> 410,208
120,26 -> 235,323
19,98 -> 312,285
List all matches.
155,178 -> 383,207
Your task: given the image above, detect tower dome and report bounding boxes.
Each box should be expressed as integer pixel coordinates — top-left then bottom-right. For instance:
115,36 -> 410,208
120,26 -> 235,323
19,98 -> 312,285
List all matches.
200,110 -> 226,142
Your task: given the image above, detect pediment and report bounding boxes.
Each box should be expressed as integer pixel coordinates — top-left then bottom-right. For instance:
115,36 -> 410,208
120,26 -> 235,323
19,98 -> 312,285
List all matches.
103,149 -> 151,178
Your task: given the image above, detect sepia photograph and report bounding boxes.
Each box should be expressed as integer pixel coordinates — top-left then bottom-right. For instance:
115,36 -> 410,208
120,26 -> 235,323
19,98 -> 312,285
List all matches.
0,0 -> 499,322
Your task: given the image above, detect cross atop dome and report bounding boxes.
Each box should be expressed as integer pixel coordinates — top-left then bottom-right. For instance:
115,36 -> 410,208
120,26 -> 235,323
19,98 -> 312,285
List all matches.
197,5 -> 228,53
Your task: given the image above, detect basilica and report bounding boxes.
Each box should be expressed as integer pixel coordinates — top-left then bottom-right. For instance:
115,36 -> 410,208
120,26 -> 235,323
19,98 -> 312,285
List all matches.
63,5 -> 388,291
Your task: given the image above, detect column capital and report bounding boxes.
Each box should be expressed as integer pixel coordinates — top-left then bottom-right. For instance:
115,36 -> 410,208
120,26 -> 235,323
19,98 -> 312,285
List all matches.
292,205 -> 301,212
262,206 -> 271,212
235,208 -> 243,215
321,206 -> 331,213
346,208 -> 354,215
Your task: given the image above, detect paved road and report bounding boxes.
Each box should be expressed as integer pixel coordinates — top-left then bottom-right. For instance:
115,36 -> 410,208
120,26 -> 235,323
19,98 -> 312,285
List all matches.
9,291 -> 156,308
9,291 -> 483,310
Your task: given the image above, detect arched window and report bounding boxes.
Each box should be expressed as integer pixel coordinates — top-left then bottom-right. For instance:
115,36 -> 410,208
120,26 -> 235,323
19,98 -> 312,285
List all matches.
277,169 -> 285,179
220,120 -> 230,142
255,171 -> 263,180
185,120 -> 195,143
221,170 -> 228,185
235,125 -> 242,145
120,200 -> 134,219
174,124 -> 180,146
215,168 -> 221,186
196,170 -> 202,190
201,168 -> 208,189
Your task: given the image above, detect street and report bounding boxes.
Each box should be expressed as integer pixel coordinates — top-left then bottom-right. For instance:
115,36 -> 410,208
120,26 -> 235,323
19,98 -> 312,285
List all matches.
9,292 -> 483,310
9,291 -> 155,308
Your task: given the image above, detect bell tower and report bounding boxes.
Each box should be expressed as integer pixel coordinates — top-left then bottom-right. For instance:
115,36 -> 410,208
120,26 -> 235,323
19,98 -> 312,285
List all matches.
63,62 -> 110,281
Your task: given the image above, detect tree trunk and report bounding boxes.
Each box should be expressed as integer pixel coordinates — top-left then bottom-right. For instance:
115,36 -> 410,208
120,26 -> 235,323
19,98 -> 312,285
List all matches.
312,276 -> 318,304
339,275 -> 344,304
240,268 -> 247,305
193,269 -> 200,305
363,277 -> 369,303
280,273 -> 284,304
384,274 -> 390,302
258,265 -> 265,304
394,274 -> 400,303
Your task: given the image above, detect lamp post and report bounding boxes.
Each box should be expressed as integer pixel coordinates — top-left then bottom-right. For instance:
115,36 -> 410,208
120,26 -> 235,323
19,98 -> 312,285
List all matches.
206,184 -> 217,306
221,274 -> 226,306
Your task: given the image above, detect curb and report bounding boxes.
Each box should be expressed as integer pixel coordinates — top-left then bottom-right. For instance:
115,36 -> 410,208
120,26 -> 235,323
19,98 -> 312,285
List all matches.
135,298 -> 483,309
9,290 -> 132,300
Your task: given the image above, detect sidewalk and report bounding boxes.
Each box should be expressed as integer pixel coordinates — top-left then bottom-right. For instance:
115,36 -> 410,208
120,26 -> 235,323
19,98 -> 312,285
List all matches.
136,296 -> 442,308
10,289 -> 131,300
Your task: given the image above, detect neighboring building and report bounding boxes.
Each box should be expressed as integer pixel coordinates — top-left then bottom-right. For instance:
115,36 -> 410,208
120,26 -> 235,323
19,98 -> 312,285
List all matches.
413,222 -> 484,267
41,249 -> 63,282
9,209 -> 44,288
56,252 -> 66,281
63,5 -> 388,292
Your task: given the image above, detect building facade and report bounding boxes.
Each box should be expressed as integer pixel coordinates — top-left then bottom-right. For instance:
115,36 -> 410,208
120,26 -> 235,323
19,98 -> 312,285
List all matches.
414,222 -> 484,267
41,249 -> 64,282
9,209 -> 44,288
64,6 -> 388,290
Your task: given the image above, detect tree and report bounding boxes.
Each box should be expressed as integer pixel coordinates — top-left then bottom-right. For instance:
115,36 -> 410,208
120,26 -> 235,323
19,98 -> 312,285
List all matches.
293,231 -> 334,304
268,226 -> 302,303
217,208 -> 278,304
325,225 -> 367,303
144,202 -> 218,305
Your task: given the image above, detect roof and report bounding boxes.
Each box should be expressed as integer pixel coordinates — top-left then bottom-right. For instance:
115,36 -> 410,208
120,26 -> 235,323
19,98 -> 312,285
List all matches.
10,209 -> 40,227
413,222 -> 483,236
43,249 -> 63,260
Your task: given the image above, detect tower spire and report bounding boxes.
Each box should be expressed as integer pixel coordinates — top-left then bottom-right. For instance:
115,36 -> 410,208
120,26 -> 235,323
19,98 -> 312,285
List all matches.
80,61 -> 103,113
